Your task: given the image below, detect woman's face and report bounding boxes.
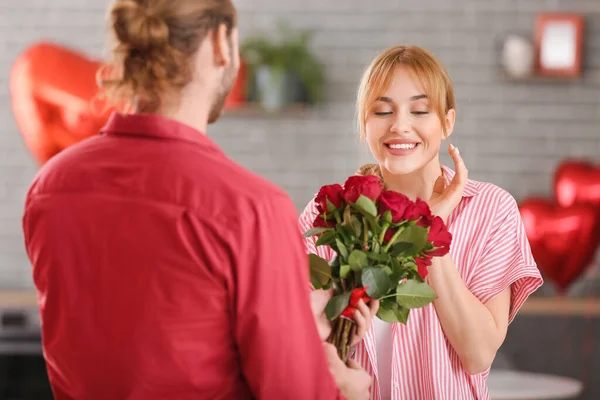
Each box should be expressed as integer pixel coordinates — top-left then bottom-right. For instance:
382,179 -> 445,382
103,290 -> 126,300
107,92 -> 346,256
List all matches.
365,66 -> 454,176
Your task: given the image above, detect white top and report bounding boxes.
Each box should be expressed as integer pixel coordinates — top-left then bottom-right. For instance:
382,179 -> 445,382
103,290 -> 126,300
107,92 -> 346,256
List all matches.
372,317 -> 394,400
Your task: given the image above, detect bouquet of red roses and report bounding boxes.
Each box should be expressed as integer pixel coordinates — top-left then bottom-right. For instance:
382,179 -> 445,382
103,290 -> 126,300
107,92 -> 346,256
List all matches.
304,175 -> 452,361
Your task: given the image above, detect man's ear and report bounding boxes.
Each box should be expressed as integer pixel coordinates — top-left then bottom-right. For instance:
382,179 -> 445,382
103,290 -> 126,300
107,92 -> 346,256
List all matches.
211,24 -> 231,67
442,108 -> 455,140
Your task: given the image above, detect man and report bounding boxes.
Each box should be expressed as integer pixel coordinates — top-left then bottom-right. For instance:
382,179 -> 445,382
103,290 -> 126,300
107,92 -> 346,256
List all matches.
22,0 -> 371,399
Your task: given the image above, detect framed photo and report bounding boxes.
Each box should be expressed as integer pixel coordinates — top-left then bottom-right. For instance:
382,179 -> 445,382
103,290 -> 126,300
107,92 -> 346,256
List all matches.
534,13 -> 584,77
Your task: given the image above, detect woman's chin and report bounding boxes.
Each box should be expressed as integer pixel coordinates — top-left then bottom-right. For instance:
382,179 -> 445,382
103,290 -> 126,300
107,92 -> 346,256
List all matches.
382,159 -> 422,176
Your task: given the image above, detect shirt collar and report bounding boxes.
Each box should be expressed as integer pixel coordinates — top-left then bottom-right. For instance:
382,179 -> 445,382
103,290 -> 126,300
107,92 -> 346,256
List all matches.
100,112 -> 222,152
441,165 -> 480,197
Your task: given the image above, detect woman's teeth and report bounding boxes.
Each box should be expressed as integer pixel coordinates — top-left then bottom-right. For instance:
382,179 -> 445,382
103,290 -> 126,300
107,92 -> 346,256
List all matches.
388,143 -> 417,149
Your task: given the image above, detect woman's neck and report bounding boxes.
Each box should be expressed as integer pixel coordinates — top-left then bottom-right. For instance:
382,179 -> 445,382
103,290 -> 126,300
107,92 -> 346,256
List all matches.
381,157 -> 443,201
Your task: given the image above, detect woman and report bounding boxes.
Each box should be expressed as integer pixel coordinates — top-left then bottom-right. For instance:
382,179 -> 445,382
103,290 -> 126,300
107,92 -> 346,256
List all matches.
299,46 -> 543,400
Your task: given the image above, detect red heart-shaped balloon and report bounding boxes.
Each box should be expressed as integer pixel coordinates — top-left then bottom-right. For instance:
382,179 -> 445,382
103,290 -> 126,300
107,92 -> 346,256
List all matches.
10,42 -> 248,165
519,198 -> 599,292
10,42 -> 113,165
555,161 -> 600,210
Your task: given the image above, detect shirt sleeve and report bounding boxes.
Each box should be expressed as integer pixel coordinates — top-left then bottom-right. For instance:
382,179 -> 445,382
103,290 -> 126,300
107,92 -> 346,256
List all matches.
468,191 -> 543,324
233,192 -> 343,399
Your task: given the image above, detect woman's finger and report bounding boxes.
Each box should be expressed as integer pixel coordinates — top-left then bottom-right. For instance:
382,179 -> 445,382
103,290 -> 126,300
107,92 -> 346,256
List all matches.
369,299 -> 380,317
446,144 -> 468,197
351,309 -> 367,345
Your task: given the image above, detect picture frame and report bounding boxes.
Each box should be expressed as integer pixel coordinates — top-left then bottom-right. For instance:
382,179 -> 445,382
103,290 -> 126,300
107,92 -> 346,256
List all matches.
534,13 -> 584,77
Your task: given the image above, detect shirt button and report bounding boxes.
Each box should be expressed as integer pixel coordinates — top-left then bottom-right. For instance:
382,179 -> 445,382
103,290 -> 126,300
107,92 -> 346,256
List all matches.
393,381 -> 399,388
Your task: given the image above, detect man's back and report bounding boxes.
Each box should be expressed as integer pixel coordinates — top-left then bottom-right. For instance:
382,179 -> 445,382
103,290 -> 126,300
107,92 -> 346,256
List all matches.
23,113 -> 341,400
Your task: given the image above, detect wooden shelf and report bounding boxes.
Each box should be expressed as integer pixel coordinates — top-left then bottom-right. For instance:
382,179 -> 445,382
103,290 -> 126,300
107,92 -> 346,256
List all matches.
0,291 -> 38,308
498,71 -> 582,84
222,102 -> 314,118
519,297 -> 600,316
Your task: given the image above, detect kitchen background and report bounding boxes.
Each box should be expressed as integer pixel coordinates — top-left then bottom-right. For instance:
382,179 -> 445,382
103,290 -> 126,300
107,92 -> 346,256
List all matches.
0,0 -> 599,399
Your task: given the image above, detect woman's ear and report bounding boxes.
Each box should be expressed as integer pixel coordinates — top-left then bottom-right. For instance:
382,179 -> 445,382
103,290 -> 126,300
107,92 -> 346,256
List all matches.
442,109 -> 455,140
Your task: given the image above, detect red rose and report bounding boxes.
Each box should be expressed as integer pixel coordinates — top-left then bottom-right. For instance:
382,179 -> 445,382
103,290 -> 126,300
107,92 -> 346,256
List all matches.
415,256 -> 432,279
315,184 -> 344,213
425,216 -> 452,256
341,287 -> 371,319
379,190 -> 412,222
384,227 -> 397,243
342,175 -> 383,204
313,214 -> 336,229
403,198 -> 433,227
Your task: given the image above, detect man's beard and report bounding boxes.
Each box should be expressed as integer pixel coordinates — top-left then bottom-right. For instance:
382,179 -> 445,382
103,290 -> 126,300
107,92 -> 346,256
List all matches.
208,59 -> 237,124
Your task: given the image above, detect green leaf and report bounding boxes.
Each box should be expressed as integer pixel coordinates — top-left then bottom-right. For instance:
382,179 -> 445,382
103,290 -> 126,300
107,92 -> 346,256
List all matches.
316,230 -> 337,246
365,251 -> 390,263
372,240 -> 381,254
366,216 -> 382,234
362,267 -> 393,298
390,242 -> 416,258
383,266 -> 393,275
389,258 -> 405,283
340,264 -> 351,278
342,205 -> 353,225
335,238 -> 349,260
382,211 -> 392,224
395,280 -> 437,309
325,292 -> 351,320
350,216 -> 362,237
377,298 -> 410,324
303,227 -> 331,238
348,250 -> 368,272
355,195 -> 378,216
308,254 -> 332,289
395,225 -> 428,254
326,198 -> 338,212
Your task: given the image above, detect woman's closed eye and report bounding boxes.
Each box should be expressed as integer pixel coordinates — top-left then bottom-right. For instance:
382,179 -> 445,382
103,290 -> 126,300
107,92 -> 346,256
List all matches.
374,111 -> 393,116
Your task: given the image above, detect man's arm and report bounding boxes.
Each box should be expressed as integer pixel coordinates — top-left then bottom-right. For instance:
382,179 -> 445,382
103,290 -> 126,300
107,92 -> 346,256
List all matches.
232,193 -> 343,399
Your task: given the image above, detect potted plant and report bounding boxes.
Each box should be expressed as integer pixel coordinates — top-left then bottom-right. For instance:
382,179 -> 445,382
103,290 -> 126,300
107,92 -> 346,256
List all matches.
241,24 -> 325,111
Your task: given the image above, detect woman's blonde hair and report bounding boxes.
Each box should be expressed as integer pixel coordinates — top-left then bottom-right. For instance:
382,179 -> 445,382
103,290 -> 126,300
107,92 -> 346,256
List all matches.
356,45 -> 455,139
97,0 -> 237,113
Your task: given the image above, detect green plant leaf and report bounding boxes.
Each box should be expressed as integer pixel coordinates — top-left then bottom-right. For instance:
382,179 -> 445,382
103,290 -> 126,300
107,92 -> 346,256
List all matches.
365,251 -> 390,263
395,280 -> 437,309
395,225 -> 428,254
335,238 -> 349,260
355,195 -> 377,216
382,211 -> 392,224
377,298 -> 410,324
308,254 -> 332,289
326,198 -> 337,212
349,216 -> 362,237
366,216 -> 382,234
372,240 -> 381,254
340,264 -> 351,278
325,292 -> 351,320
303,227 -> 331,238
348,250 -> 368,271
316,230 -> 337,246
342,205 -> 353,224
390,242 -> 416,258
362,267 -> 393,299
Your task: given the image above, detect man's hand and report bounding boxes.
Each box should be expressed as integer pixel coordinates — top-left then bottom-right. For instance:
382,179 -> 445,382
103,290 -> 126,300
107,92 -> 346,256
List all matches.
310,289 -> 334,341
323,343 -> 372,400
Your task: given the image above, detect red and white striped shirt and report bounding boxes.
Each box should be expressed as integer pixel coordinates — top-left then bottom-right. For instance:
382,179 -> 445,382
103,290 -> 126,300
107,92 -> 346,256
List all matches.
299,165 -> 543,400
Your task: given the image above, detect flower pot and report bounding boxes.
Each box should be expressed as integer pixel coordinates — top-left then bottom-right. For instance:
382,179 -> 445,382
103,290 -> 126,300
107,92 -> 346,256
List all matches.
255,66 -> 299,111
